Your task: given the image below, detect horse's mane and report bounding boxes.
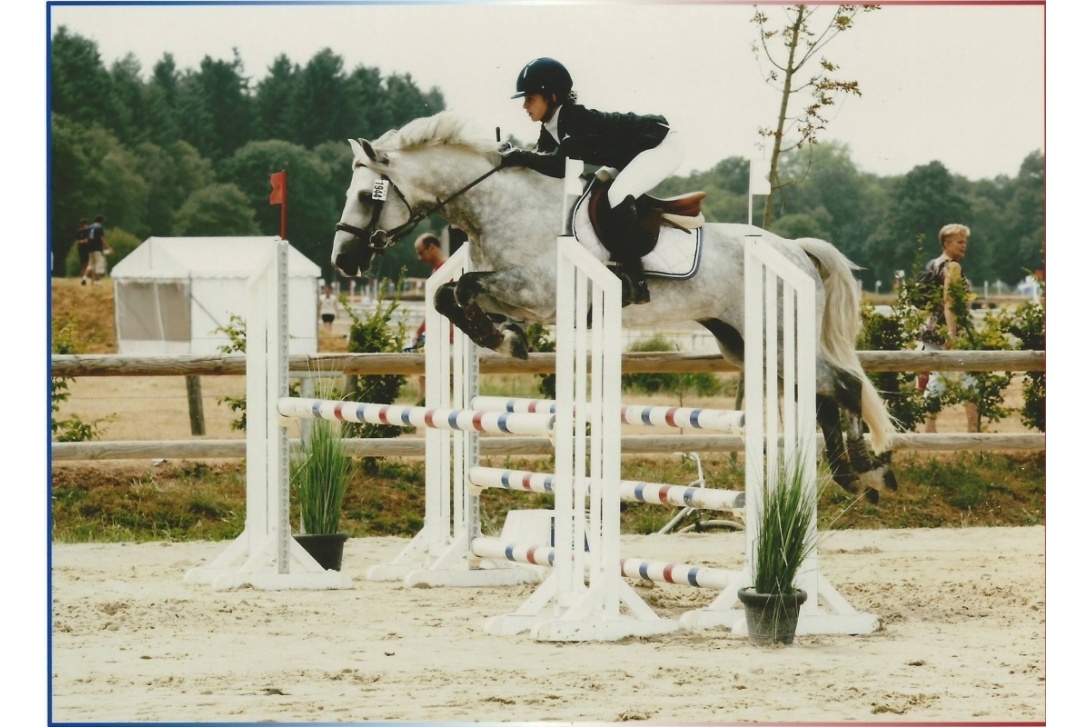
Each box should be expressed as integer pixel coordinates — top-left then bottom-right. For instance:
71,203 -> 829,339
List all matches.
375,112 -> 499,158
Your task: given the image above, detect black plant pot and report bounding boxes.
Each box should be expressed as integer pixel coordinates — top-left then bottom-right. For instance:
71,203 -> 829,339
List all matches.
737,587 -> 808,645
294,532 -> 349,572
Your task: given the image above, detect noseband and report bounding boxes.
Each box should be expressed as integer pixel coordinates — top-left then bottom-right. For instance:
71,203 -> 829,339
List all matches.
335,164 -> 503,256
334,176 -> 414,255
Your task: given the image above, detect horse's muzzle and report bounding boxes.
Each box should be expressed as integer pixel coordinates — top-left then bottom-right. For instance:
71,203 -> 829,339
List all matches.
332,253 -> 361,278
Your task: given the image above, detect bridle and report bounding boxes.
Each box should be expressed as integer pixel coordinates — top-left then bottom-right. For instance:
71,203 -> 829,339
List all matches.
334,163 -> 503,256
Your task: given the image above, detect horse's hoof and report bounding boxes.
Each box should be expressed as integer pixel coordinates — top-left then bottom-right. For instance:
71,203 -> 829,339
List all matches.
857,462 -> 895,495
882,468 -> 898,492
498,323 -> 529,360
831,471 -> 859,495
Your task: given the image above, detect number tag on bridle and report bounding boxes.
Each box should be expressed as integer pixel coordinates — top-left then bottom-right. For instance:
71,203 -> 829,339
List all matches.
371,179 -> 389,201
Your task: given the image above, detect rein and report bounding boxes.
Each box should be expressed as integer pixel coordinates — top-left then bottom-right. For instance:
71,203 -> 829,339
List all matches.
335,164 -> 503,254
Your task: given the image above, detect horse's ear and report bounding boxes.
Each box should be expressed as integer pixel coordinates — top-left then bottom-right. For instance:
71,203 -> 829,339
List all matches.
347,138 -> 389,166
360,139 -> 389,166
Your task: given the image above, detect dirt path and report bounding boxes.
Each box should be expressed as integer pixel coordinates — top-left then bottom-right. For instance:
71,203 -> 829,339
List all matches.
50,526 -> 1044,723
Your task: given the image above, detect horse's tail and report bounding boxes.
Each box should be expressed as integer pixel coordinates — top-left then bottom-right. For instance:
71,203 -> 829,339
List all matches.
798,237 -> 895,453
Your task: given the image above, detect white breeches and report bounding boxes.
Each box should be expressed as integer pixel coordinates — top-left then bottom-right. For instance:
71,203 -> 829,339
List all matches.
607,130 -> 684,207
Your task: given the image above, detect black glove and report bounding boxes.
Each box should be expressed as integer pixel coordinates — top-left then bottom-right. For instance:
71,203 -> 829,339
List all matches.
499,147 -> 532,168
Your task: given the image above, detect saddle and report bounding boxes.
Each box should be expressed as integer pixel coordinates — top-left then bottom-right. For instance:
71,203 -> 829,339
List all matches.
586,173 -> 706,255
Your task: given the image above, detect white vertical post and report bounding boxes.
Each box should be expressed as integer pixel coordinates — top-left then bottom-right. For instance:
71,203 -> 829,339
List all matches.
185,240 -> 349,590
554,233 -> 577,609
743,235 -> 763,580
272,241 -> 290,572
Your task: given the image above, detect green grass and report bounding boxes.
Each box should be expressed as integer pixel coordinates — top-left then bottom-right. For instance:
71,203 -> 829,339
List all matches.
50,451 -> 1045,543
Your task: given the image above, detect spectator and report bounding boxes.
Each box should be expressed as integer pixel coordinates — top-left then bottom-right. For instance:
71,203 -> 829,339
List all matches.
75,218 -> 91,285
410,232 -> 450,402
318,284 -> 340,332
86,215 -> 113,285
411,232 -> 449,346
918,223 -> 978,433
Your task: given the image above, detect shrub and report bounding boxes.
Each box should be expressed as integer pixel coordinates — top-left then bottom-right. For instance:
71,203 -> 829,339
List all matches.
51,318 -> 113,442
342,275 -> 409,451
860,248 -> 1024,433
213,314 -> 248,431
524,323 -> 556,399
1008,291 -> 1044,431
621,334 -> 724,398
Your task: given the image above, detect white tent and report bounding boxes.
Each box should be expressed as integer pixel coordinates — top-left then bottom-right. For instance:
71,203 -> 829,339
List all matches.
111,236 -> 322,355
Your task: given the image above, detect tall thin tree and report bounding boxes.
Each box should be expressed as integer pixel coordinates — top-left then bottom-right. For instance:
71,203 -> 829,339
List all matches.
752,4 -> 878,229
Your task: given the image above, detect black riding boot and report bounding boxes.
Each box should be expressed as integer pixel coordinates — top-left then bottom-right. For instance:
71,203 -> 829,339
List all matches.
609,196 -> 651,305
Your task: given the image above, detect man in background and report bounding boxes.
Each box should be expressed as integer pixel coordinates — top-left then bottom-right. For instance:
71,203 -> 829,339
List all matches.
86,215 -> 113,285
917,223 -> 978,433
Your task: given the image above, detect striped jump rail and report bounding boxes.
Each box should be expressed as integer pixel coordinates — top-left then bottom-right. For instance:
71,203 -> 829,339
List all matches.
277,398 -> 555,436
470,396 -> 745,432
470,537 -> 733,590
469,466 -> 745,510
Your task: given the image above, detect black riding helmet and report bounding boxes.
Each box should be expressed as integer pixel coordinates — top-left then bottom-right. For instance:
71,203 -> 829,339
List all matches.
511,57 -> 573,99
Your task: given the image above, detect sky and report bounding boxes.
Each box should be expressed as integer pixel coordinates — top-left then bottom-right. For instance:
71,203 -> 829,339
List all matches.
47,1 -> 1046,181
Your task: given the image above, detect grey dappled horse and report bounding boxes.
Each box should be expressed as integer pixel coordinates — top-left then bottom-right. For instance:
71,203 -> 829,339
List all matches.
332,112 -> 897,501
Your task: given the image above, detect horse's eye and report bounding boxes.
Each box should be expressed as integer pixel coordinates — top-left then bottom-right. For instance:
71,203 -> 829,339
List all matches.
357,189 -> 370,204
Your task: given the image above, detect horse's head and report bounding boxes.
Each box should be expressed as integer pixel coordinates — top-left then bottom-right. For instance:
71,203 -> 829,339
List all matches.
333,112 -> 529,277
331,137 -> 415,278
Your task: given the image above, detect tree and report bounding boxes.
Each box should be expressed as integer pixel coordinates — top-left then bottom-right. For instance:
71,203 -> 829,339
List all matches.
864,161 -> 971,286
346,65 -> 390,140
775,141 -> 880,263
290,48 -> 353,149
381,73 -> 446,130
253,54 -> 299,142
145,54 -> 182,147
219,140 -> 340,272
1002,150 -> 1045,283
108,54 -> 147,144
653,156 -> 751,223
50,115 -> 147,274
50,26 -> 115,130
133,140 -> 215,237
177,53 -> 253,162
751,4 -> 878,229
174,184 -> 260,236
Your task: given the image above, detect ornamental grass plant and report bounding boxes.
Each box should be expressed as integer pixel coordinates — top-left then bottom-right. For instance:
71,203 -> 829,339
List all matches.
292,418 -> 351,535
751,452 -> 820,595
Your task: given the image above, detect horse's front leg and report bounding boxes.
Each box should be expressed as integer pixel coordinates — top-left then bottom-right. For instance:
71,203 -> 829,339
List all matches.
433,280 -> 529,359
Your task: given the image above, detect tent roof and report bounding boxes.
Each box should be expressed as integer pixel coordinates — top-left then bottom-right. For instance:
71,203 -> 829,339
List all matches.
111,237 -> 322,280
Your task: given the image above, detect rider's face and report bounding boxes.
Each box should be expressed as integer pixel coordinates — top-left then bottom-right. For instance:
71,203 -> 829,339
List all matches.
522,93 -> 551,123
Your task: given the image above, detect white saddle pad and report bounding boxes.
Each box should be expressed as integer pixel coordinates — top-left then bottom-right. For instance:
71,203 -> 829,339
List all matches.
569,188 -> 703,280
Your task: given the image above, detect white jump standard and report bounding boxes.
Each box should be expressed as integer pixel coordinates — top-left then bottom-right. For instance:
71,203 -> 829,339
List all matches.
185,240 -> 351,591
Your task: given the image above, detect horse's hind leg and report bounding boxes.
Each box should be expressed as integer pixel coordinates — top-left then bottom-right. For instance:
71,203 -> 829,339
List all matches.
845,412 -> 898,501
817,395 -> 858,496
433,281 -> 528,359
822,362 -> 898,503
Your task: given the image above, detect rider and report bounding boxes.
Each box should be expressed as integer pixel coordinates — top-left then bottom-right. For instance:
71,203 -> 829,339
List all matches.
500,57 -> 684,305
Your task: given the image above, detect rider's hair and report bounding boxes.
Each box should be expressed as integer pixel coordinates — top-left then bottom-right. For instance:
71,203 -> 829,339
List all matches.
938,223 -> 970,247
546,90 -> 577,116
